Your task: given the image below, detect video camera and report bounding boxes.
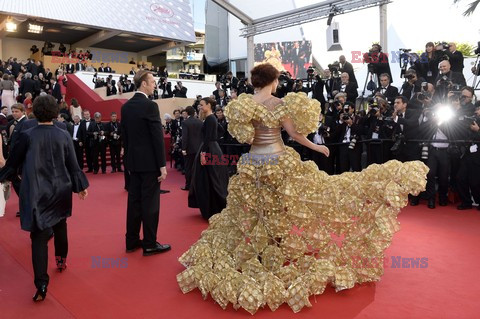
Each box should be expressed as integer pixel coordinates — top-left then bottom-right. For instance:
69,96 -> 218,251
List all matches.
328,62 -> 341,78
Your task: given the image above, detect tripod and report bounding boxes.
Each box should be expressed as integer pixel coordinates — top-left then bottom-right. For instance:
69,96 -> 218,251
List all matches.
356,65 -> 378,111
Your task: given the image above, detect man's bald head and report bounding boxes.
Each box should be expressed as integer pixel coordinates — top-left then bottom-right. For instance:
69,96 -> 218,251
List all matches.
439,60 -> 451,74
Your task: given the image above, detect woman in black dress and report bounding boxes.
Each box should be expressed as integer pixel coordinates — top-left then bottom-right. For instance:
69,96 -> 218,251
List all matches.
188,97 -> 229,220
0,95 -> 89,301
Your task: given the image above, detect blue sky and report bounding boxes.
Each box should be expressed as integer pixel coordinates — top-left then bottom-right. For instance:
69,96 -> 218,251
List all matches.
191,0 -> 206,31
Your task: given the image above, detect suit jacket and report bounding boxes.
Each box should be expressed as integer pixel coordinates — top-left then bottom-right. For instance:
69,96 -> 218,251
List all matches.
449,51 -> 464,73
340,61 -> 358,88
65,122 -> 74,136
87,121 -> 108,145
66,64 -> 75,74
78,119 -> 94,145
28,63 -> 39,76
19,78 -> 36,96
105,67 -> 112,73
75,63 -> 84,72
11,62 -> 21,77
335,82 -> 358,104
121,93 -> 166,172
105,121 -> 122,144
375,85 -> 399,105
10,118 -> 66,151
98,67 -> 106,72
181,116 -> 203,155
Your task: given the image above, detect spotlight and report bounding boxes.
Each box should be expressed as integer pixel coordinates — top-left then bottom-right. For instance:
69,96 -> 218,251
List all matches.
435,105 -> 454,125
28,23 -> 43,34
5,21 -> 17,32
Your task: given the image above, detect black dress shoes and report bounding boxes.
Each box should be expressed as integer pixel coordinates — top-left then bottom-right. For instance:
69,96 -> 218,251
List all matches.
33,285 -> 47,302
159,189 -> 170,194
457,203 -> 473,210
439,198 -> 448,206
180,186 -> 189,191
16,212 -> 20,217
126,240 -> 143,253
143,243 -> 171,256
410,197 -> 419,206
428,199 -> 436,209
93,171 -> 98,175
86,169 -> 93,173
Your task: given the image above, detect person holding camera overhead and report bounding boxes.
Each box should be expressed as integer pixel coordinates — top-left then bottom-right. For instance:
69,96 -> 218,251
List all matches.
173,81 -> 187,98
401,69 -> 424,100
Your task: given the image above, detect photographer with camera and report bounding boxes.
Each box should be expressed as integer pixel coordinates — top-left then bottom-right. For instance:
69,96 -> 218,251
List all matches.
276,71 -> 295,98
364,44 -> 392,86
456,104 -> 480,210
220,71 -> 239,92
366,98 -> 395,164
400,69 -> 425,100
292,79 -> 310,94
309,113 -> 334,174
374,73 -> 399,105
448,42 -> 465,75
236,78 -> 254,95
333,73 -> 358,104
334,103 -> 363,173
323,68 -> 341,101
173,81 -> 187,98
434,60 -> 466,102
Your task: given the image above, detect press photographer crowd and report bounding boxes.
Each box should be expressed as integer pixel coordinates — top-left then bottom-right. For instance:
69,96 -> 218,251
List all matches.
1,39 -> 480,216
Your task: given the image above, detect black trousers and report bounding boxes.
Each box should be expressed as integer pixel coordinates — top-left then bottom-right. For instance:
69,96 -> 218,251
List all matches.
184,153 -> 195,189
92,141 -> 107,173
457,151 -> 480,205
338,145 -> 362,174
126,172 -> 160,249
109,142 -> 122,170
85,139 -> 93,171
73,140 -> 84,169
30,219 -> 68,289
425,147 -> 450,200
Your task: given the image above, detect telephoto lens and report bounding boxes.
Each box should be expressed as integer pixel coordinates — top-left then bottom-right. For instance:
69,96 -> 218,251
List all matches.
349,136 -> 357,150
421,143 -> 429,160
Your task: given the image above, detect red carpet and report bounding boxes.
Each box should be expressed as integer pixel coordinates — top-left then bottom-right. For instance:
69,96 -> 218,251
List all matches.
1,166 -> 480,318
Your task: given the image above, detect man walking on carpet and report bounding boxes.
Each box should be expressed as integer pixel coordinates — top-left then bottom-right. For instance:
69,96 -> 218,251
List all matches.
121,70 -> 171,256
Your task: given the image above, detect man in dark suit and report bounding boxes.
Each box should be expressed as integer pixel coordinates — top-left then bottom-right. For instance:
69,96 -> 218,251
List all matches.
78,110 -> 94,172
75,62 -> 84,72
448,43 -> 464,74
181,106 -> 202,191
212,82 -> 222,100
105,112 -> 122,173
434,60 -> 466,102
88,112 -> 108,174
173,81 -> 187,98
105,63 -> 112,73
216,89 -> 229,108
28,59 -> 39,76
339,55 -> 358,89
98,63 -> 106,73
57,113 -> 73,135
334,72 -> 358,104
66,63 -> 75,74
71,115 -> 84,169
19,73 -> 36,102
121,70 -> 170,256
374,73 -> 399,105
125,80 -> 135,92
11,58 -> 21,77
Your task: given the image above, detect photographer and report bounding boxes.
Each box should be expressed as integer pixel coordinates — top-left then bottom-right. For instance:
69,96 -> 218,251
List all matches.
293,79 -> 310,94
87,112 -> 107,174
276,71 -> 294,98
216,89 -> 229,108
434,60 -> 466,102
333,73 -> 358,104
374,73 -> 399,105
364,44 -> 392,85
339,55 -> 358,89
448,43 -> 465,75
212,82 -> 222,100
236,78 -> 254,95
414,42 -> 439,84
323,69 -> 341,101
312,73 -> 327,113
366,98 -> 395,164
221,71 -> 238,91
173,81 -> 187,98
310,113 -> 334,174
334,103 -> 363,173
401,69 -> 424,100
456,105 -> 480,210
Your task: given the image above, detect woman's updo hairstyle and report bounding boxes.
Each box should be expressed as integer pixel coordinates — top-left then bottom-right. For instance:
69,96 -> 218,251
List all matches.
201,97 -> 217,112
250,63 -> 279,88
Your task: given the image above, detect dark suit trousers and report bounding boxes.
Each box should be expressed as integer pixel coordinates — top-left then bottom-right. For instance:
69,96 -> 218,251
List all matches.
85,138 -> 93,170
338,145 -> 362,174
126,172 -> 160,249
425,148 -> 450,200
73,140 -> 84,169
109,142 -> 122,170
184,154 -> 195,188
30,219 -> 68,289
92,141 -> 107,172
457,152 -> 480,205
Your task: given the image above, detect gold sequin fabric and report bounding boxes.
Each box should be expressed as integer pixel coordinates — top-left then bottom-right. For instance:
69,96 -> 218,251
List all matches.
177,93 -> 429,314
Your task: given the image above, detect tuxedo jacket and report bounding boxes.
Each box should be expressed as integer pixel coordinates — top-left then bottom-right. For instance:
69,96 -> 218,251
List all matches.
121,93 -> 166,172
66,64 -> 75,73
98,67 -> 106,72
335,82 -> 358,103
105,67 -> 112,73
181,116 -> 203,155
75,63 -> 84,72
78,119 -> 94,144
375,85 -> 399,105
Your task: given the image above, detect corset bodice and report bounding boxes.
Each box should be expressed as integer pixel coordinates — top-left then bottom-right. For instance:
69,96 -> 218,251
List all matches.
249,120 -> 285,156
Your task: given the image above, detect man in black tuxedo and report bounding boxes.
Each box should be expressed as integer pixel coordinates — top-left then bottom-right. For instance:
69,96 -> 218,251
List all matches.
129,67 -> 136,75
323,69 -> 341,101
374,73 -> 399,105
66,63 -> 75,74
339,55 -> 358,89
105,63 -> 113,73
71,115 -> 84,169
105,112 -> 122,173
88,112 -> 108,174
44,68 -> 53,82
11,58 -> 21,77
173,81 -> 187,98
78,110 -> 94,172
125,80 -> 135,92
57,113 -> 73,135
121,70 -> 170,256
434,60 -> 466,102
334,73 -> 358,104
181,106 -> 202,191
216,89 -> 229,108
28,59 -> 39,76
75,62 -> 84,72
98,63 -> 106,73
291,41 -> 306,78
19,73 -> 36,102
212,82 -> 222,100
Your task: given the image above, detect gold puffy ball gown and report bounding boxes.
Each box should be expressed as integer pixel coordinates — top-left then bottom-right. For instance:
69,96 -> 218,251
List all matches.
177,92 -> 428,314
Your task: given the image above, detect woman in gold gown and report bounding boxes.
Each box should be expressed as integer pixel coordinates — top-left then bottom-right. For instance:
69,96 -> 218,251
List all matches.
177,63 -> 428,314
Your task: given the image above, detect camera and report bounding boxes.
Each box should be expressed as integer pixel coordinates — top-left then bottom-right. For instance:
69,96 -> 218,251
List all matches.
349,135 -> 357,150
318,123 -> 330,137
342,113 -> 351,121
421,143 -> 429,160
328,62 -> 340,78
464,115 -> 480,125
